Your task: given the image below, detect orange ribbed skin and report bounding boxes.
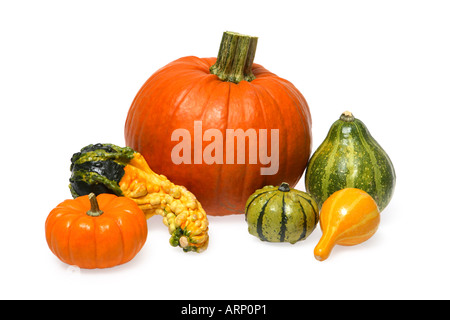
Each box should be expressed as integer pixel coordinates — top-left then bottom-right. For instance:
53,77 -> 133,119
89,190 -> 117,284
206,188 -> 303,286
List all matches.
45,194 -> 147,269
125,56 -> 312,216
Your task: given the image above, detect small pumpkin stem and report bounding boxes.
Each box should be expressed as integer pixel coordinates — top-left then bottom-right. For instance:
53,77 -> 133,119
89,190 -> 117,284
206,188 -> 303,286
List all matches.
86,193 -> 104,217
210,31 -> 258,84
278,182 -> 290,192
340,111 -> 355,122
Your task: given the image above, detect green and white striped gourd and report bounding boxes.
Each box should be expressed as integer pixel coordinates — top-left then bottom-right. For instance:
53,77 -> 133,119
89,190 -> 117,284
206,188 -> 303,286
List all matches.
305,111 -> 396,211
245,183 -> 318,244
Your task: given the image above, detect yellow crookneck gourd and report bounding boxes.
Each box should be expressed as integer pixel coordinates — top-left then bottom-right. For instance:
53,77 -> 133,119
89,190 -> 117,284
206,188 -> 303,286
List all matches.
314,188 -> 380,261
69,143 -> 209,253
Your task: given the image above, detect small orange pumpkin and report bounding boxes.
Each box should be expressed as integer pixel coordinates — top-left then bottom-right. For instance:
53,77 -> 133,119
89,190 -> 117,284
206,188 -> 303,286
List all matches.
314,188 -> 380,261
45,193 -> 148,269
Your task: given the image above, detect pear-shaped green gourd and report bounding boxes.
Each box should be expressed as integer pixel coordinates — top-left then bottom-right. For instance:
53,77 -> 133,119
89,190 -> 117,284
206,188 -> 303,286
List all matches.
245,183 -> 319,244
305,111 -> 396,212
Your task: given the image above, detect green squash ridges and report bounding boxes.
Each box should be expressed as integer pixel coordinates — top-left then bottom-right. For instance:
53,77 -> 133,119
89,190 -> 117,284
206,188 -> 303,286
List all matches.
256,193 -> 277,241
297,194 -> 319,226
279,194 -> 287,242
246,183 -> 318,244
296,200 -> 307,241
305,112 -> 396,211
244,190 -> 275,220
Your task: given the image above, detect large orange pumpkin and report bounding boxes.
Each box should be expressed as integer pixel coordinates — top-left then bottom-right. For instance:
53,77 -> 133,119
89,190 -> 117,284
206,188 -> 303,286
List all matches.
125,32 -> 312,216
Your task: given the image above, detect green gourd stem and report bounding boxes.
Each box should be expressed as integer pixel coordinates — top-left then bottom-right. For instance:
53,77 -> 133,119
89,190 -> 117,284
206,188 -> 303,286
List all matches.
278,182 -> 290,192
87,193 -> 104,217
340,111 -> 355,122
210,31 -> 258,84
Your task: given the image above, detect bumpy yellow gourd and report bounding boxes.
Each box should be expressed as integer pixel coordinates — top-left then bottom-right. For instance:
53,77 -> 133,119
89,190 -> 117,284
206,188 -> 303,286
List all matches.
119,152 -> 209,251
314,188 -> 380,261
69,143 -> 209,252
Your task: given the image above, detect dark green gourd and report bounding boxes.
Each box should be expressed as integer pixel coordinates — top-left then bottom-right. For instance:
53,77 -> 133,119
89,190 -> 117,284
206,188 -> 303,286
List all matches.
69,143 -> 135,198
245,183 -> 319,244
305,111 -> 396,212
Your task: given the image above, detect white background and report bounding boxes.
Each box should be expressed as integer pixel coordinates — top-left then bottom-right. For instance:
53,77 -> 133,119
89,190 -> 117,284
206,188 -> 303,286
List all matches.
1,0 -> 449,300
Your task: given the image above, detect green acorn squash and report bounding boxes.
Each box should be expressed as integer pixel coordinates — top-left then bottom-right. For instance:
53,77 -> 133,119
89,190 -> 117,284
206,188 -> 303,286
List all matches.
305,111 -> 396,211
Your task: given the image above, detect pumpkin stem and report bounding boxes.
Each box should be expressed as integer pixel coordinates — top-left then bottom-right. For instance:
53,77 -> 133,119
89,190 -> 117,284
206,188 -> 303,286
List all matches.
87,193 -> 104,217
210,31 -> 258,84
